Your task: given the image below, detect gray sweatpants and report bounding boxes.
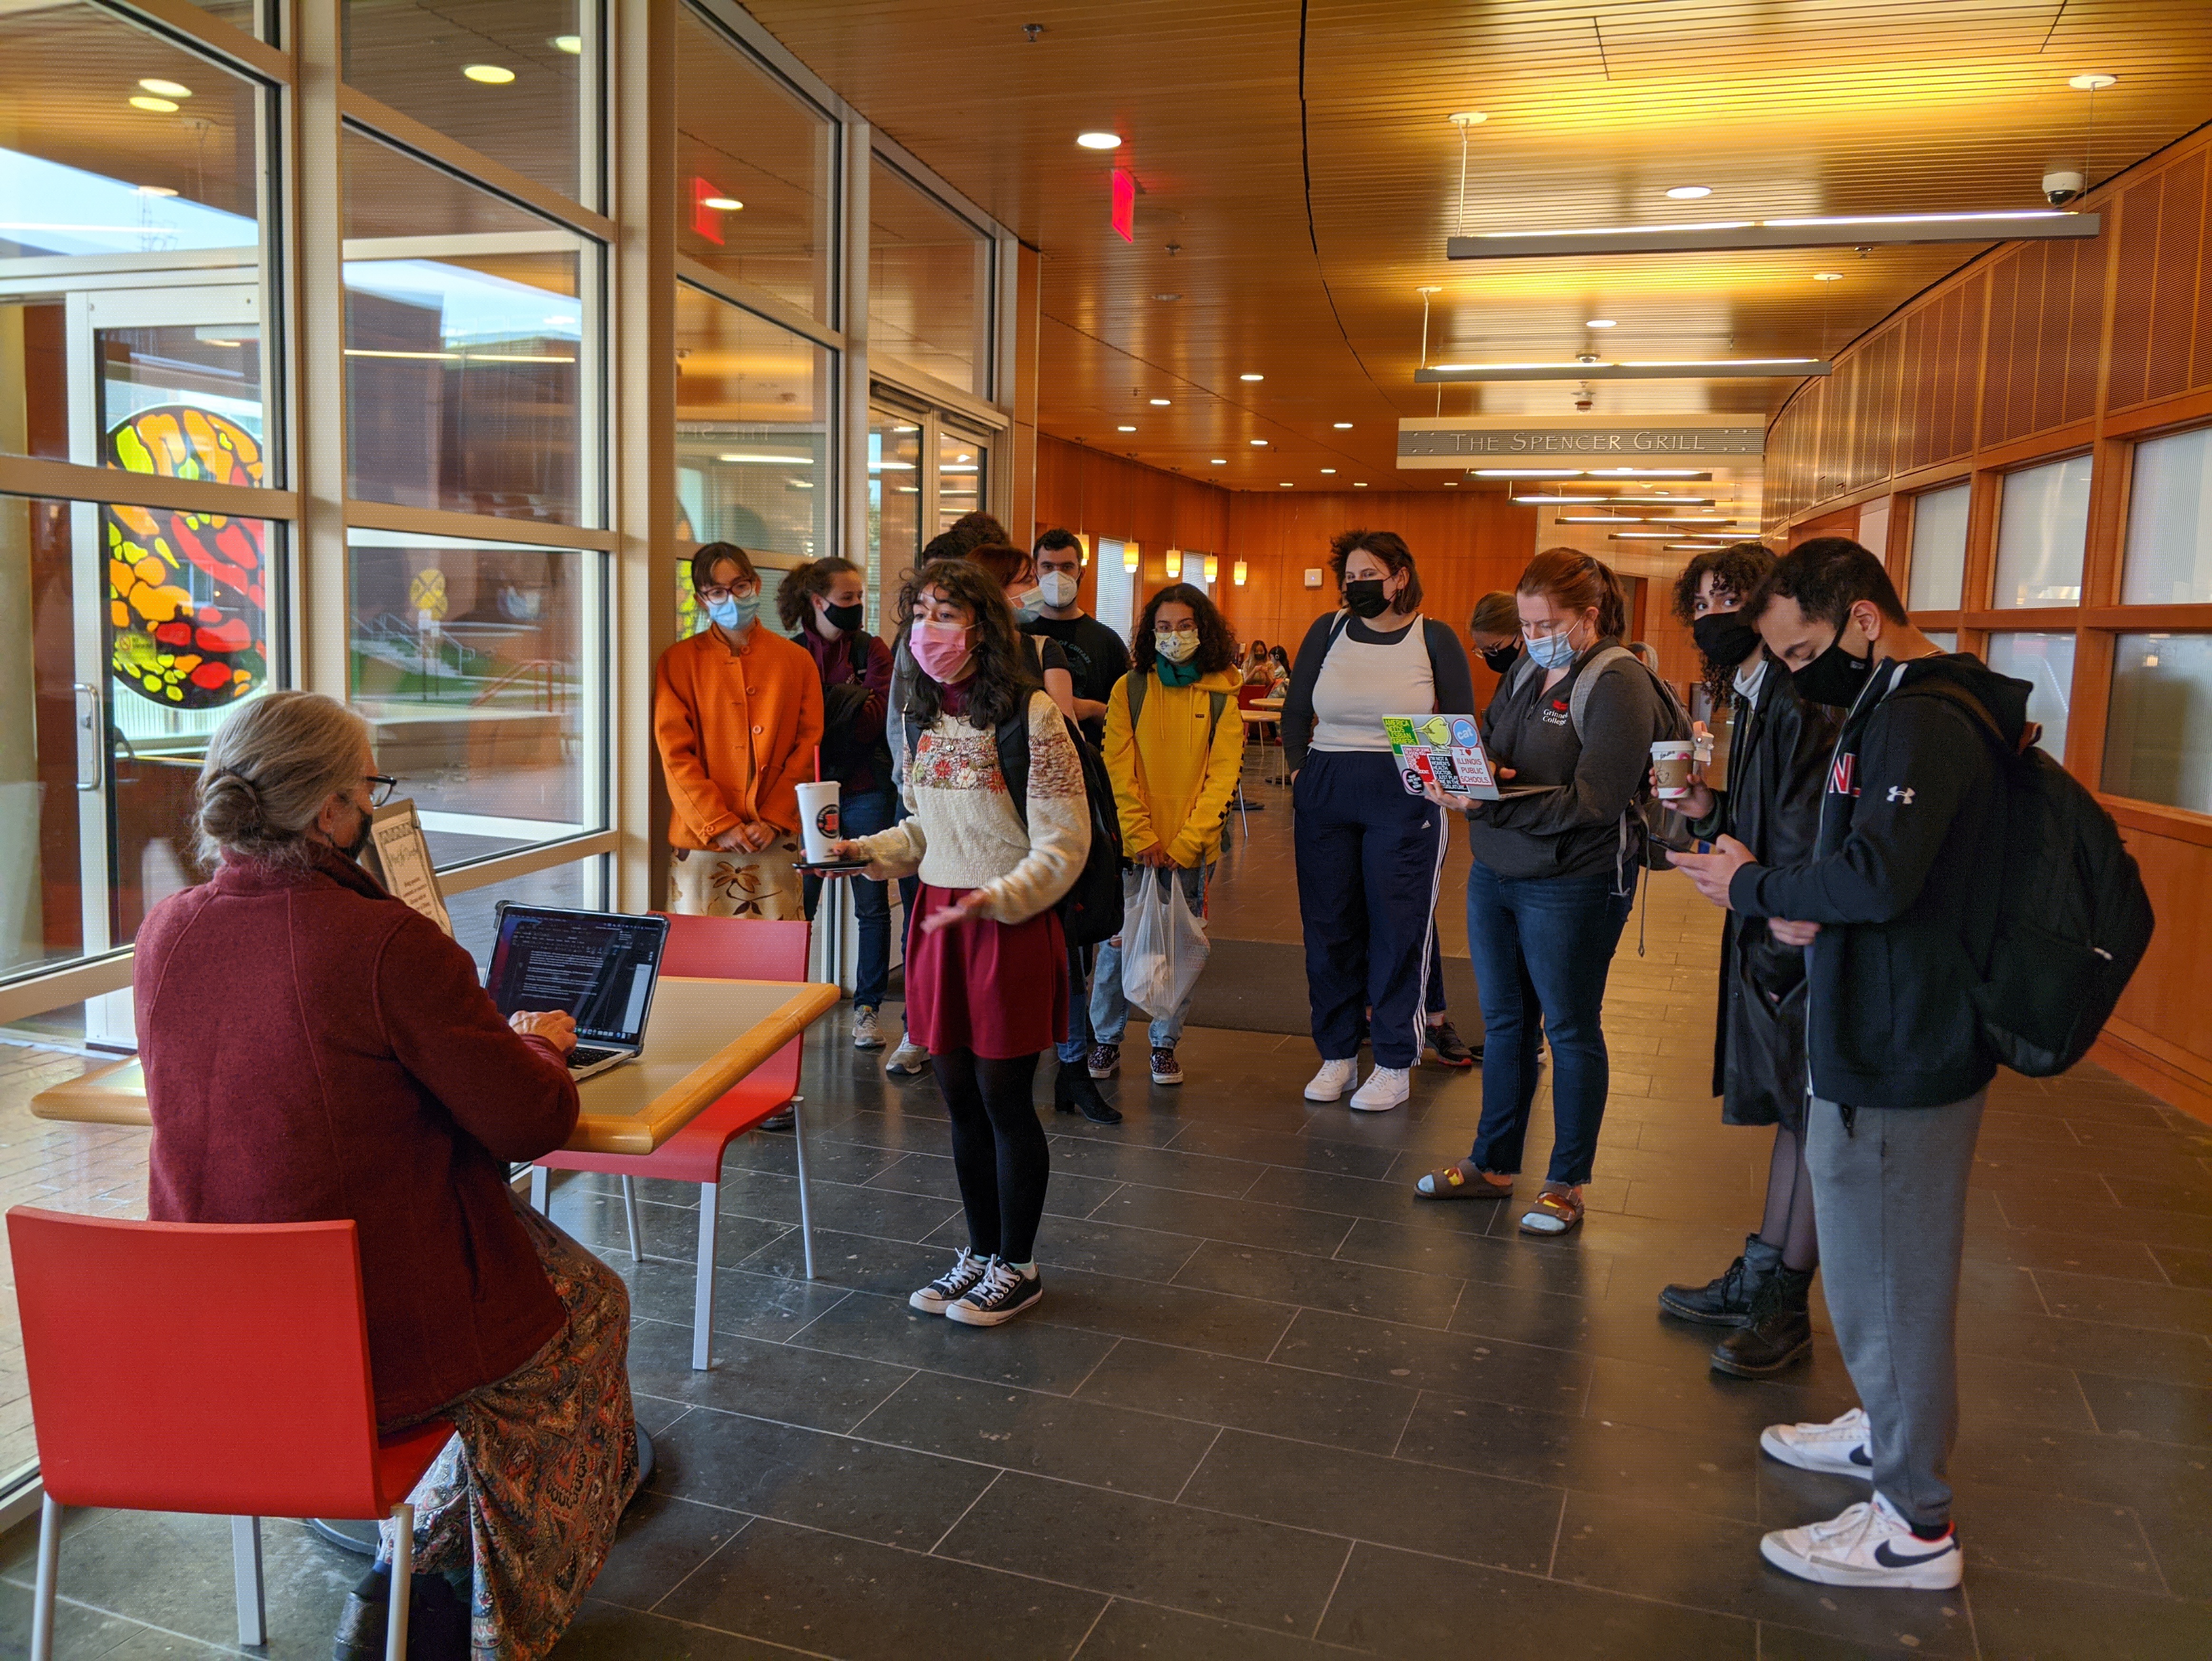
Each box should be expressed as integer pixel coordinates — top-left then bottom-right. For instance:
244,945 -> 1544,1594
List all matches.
1806,1088 -> 1988,1530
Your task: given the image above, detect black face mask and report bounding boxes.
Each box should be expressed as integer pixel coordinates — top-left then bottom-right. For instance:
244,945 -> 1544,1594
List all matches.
1479,640 -> 1521,674
1344,578 -> 1391,619
1791,622 -> 1875,707
1691,611 -> 1761,671
337,801 -> 374,862
822,601 -> 865,634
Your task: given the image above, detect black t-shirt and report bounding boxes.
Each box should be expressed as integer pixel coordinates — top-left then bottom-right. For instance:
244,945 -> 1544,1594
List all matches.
1023,613 -> 1130,744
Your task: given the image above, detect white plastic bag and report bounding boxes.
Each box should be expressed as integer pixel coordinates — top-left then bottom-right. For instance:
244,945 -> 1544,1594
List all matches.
1121,869 -> 1209,1019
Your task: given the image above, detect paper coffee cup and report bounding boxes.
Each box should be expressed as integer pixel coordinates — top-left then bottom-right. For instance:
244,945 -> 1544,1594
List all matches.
1651,740 -> 1695,800
796,781 -> 841,862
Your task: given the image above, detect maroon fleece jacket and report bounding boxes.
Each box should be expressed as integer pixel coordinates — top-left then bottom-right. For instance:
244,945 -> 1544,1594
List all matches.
136,849 -> 580,1426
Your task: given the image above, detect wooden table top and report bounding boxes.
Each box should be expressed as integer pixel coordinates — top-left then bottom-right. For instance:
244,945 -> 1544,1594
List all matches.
28,976 -> 842,1158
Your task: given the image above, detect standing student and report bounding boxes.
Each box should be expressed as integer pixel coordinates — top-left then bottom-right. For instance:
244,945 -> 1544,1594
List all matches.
1413,549 -> 1677,1236
779,557 -> 896,1050
1674,538 -> 2024,1592
1654,543 -> 1843,1376
828,559 -> 1088,1328
655,542 -> 823,921
1281,530 -> 1474,1112
1089,584 -> 1244,1085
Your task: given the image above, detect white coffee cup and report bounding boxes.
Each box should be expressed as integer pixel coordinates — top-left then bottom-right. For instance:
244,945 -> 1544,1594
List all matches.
796,780 -> 841,862
1651,740 -> 1695,801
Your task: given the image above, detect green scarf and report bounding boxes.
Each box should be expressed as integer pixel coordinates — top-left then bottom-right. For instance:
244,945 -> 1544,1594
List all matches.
1157,657 -> 1202,687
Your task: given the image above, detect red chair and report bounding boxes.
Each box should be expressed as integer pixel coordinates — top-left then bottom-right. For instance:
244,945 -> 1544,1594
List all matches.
7,1207 -> 452,1661
529,915 -> 812,1372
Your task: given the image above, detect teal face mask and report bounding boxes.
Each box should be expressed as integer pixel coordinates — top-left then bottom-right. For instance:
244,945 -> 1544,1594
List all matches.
1524,623 -> 1581,670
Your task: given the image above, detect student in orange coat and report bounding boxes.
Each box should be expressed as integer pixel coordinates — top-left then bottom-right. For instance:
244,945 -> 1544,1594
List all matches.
654,541 -> 825,920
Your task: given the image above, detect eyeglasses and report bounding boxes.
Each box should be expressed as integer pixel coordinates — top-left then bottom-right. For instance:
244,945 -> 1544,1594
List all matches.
1155,623 -> 1198,637
365,774 -> 398,806
696,583 -> 756,604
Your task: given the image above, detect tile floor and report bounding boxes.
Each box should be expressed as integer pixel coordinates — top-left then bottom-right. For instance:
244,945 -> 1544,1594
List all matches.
1,771 -> 2209,1658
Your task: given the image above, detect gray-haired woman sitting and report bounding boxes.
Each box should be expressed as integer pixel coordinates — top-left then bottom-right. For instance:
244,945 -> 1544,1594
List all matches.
134,689 -> 636,1661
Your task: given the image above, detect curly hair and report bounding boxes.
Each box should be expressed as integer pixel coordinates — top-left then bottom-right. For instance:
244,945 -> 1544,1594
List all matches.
1326,528 -> 1423,614
1131,583 -> 1236,676
905,558 -> 1037,732
1670,542 -> 1774,625
775,556 -> 862,634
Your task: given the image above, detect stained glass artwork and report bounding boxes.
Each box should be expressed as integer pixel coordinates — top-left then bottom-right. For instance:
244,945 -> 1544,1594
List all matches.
104,406 -> 269,707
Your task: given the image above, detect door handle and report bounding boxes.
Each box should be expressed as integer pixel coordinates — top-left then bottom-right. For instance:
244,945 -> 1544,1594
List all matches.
72,681 -> 102,791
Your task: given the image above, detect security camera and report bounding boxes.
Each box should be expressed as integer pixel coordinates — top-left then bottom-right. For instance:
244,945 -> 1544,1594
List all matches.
1576,351 -> 1600,365
2043,170 -> 2085,206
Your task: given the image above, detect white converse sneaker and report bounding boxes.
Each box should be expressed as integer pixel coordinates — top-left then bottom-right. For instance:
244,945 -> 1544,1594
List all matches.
1304,1058 -> 1358,1101
1760,1406 -> 1873,1477
908,1248 -> 990,1314
1760,1491 -> 1962,1590
1349,1065 -> 1411,1112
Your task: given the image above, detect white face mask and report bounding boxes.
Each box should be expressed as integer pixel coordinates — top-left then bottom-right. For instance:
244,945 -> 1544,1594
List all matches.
1155,629 -> 1198,664
1038,570 -> 1078,609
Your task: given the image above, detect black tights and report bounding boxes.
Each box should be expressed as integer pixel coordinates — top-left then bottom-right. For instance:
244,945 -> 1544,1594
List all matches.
933,1048 -> 1049,1265
1756,1124 -> 1819,1273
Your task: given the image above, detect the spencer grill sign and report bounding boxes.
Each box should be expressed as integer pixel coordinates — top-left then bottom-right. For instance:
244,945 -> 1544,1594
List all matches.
1397,418 -> 1763,465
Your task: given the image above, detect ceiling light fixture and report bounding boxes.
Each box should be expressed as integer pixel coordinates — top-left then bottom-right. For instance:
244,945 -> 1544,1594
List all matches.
1470,468 -> 1710,479
1233,560 -> 1248,586
1250,438 -> 1268,445
1154,292 -> 1181,301
1417,357 -> 1828,382
1353,481 -> 1368,488
1333,422 -> 1353,429
1123,546 -> 1140,572
1449,209 -> 2097,260
2067,73 -> 2117,90
1514,494 -> 1717,505
1813,271 -> 1844,281
1585,318 -> 1617,328
700,196 -> 743,211
1116,425 -> 1136,432
1164,549 -> 1182,578
1665,184 -> 1712,199
135,183 -> 179,197
1205,554 -> 1221,581
128,95 -> 179,112
137,78 -> 192,97
1149,396 -> 1172,406
552,34 -> 582,52
1279,482 -> 1294,487
1320,468 -> 1337,474
462,64 -> 517,83
1076,131 -> 1123,150
717,451 -> 817,464
1209,457 -> 1227,464
1240,372 -> 1265,381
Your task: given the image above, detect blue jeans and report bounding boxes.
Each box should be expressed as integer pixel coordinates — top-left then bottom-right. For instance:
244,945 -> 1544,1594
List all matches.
1091,861 -> 1214,1049
1463,864 -> 1632,1186
801,786 -> 895,1010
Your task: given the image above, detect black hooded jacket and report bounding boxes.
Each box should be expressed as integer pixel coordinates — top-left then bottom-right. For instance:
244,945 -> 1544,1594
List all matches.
1727,652 -> 2032,1111
1692,657 -> 1845,1125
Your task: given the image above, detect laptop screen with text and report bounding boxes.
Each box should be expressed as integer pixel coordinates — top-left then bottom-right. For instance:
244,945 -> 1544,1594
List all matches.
485,906 -> 670,1048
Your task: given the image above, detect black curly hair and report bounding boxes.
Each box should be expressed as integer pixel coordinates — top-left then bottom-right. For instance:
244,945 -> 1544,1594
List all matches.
775,556 -> 862,634
1131,583 -> 1236,676
1672,541 -> 1776,696
905,558 -> 1037,732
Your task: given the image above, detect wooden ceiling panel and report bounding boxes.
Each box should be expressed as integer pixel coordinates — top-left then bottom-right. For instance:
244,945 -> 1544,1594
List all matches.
739,0 -> 2212,496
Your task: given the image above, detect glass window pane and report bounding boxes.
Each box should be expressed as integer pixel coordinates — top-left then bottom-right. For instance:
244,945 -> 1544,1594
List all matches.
447,856 -> 605,971
342,0 -> 591,205
1984,632 -> 2077,760
346,530 -> 599,863
344,130 -> 596,526
1906,482 -> 1970,613
937,430 -> 986,536
673,284 -> 829,632
1993,455 -> 2090,608
676,5 -> 833,322
2,493 -> 280,981
2122,426 -> 2212,604
1,3 -> 271,472
1923,630 -> 1958,652
867,414 -> 923,634
2103,633 -> 2212,813
871,160 -> 991,395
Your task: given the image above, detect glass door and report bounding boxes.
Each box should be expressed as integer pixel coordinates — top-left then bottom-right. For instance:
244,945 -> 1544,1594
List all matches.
866,410 -> 923,632
935,425 -> 987,537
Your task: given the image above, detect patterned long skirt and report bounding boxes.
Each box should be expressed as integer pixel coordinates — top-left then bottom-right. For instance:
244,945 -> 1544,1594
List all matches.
377,1197 -> 639,1660
668,840 -> 805,920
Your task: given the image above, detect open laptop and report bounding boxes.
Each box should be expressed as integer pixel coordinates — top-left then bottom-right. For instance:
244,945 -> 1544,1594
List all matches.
486,905 -> 672,1081
1382,714 -> 1558,802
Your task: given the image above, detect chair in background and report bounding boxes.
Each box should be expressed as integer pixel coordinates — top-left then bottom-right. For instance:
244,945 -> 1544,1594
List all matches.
529,914 -> 813,1371
8,1208 -> 452,1661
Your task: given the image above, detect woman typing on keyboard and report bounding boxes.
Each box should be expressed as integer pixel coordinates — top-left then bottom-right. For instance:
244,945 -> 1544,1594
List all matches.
134,691 -> 637,1661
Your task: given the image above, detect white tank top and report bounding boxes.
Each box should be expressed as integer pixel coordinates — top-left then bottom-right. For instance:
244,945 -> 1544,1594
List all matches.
1310,613 -> 1435,753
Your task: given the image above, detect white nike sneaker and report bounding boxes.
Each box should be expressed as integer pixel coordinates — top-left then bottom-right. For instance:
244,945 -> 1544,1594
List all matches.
1303,1058 -> 1358,1102
1760,1491 -> 1962,1590
1760,1406 -> 1872,1477
1349,1065 -> 1411,1112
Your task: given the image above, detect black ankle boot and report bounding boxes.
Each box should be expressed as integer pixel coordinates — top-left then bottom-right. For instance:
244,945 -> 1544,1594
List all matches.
1658,1234 -> 1780,1326
331,1566 -> 471,1661
1054,1062 -> 1122,1125
1711,1265 -> 1815,1377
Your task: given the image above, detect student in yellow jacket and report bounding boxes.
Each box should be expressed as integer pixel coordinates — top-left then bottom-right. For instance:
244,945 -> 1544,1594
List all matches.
1087,584 -> 1246,1087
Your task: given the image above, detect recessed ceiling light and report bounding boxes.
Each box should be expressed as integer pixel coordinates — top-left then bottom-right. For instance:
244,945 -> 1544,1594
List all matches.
1353,481 -> 1368,488
137,77 -> 192,97
1116,425 -> 1136,432
1239,373 -> 1265,381
1444,481 -> 1460,487
462,64 -> 516,83
1076,131 -> 1123,150
2068,73 -> 2117,90
1249,438 -> 1268,445
135,183 -> 179,197
1280,481 -> 1294,487
552,34 -> 582,53
1149,397 -> 1172,406
1320,468 -> 1337,474
1664,185 -> 1712,200
128,95 -> 178,112
1813,271 -> 1844,281
1209,458 -> 1227,464
1333,422 -> 1353,429
700,196 -> 743,211
1586,318 -> 1617,328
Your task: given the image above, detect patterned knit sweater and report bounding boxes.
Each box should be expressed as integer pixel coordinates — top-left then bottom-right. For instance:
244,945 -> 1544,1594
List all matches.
855,688 -> 1090,924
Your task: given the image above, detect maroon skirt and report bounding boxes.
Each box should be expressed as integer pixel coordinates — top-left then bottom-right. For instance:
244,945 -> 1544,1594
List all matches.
905,883 -> 1068,1060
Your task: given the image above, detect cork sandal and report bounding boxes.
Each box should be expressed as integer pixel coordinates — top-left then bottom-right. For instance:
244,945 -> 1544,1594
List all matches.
1414,1163 -> 1515,1201
1519,1185 -> 1585,1236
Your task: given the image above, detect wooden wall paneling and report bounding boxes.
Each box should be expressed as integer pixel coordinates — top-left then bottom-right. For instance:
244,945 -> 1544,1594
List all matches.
1959,468 -> 2001,613
2106,828 -> 2212,1082
1982,247 -> 2024,448
2146,150 -> 2206,406
2107,173 -> 2164,411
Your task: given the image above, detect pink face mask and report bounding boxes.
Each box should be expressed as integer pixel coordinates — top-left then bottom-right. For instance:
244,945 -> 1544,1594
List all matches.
911,619 -> 975,684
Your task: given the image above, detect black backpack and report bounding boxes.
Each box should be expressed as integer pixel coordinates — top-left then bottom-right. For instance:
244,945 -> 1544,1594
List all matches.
900,694 -> 1126,949
1915,682 -> 2155,1078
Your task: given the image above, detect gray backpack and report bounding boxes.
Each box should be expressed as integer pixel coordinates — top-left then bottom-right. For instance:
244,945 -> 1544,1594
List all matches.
1507,644 -> 1693,878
